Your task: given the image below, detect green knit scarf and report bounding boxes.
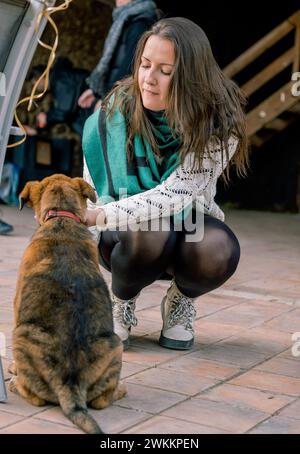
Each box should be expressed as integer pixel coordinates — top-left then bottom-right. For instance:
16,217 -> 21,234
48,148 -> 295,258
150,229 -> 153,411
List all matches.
83,106 -> 181,204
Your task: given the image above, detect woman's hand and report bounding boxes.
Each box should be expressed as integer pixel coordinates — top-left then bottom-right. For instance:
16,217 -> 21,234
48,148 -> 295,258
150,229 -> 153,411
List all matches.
24,125 -> 37,136
85,208 -> 106,227
36,112 -> 47,128
78,89 -> 96,108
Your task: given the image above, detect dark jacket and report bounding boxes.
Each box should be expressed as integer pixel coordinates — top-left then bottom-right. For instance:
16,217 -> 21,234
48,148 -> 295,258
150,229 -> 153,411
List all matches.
100,12 -> 158,98
46,58 -> 90,135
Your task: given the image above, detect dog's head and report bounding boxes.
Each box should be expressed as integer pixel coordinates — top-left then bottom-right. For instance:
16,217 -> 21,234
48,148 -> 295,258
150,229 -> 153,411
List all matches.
19,174 -> 97,224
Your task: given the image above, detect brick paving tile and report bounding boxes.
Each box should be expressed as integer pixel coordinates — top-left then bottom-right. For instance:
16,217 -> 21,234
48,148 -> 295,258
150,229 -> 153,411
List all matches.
254,356 -> 300,378
249,416 -> 300,434
271,271 -> 299,282
235,278 -> 300,293
0,299 -> 14,309
275,398 -> 300,420
90,405 -> 151,434
137,307 -> 162,323
121,361 -> 151,379
115,383 -> 187,414
0,263 -> 19,271
188,343 -> 268,368
198,383 -> 295,414
131,318 -> 161,337
193,320 -> 243,345
162,398 -> 268,433
0,417 -> 82,434
284,284 -> 300,292
1,206 -> 300,434
124,415 -> 231,434
278,349 -> 300,362
126,367 -> 218,395
275,289 -> 300,299
34,404 -> 151,434
230,370 -> 300,396
217,328 -> 291,356
158,356 -> 241,381
265,308 -> 300,333
123,342 -> 182,367
0,391 -> 51,417
202,300 -> 291,328
193,295 -> 242,318
135,286 -> 169,311
135,298 -> 161,312
0,278 -> 18,287
0,309 -> 13,324
0,410 -> 24,429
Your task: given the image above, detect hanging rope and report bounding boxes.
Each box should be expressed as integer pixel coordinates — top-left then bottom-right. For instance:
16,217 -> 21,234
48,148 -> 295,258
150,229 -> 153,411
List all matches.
7,0 -> 73,148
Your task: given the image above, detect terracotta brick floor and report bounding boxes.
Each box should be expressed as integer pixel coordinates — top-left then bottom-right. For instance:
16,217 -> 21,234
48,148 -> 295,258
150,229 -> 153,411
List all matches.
0,205 -> 299,434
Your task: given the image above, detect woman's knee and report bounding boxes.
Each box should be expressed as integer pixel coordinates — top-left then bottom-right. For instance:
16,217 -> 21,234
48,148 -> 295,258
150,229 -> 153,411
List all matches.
206,227 -> 240,278
176,224 -> 240,284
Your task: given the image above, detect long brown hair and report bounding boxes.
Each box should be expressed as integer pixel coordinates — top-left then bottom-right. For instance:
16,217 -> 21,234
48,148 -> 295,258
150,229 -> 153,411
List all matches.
102,17 -> 249,181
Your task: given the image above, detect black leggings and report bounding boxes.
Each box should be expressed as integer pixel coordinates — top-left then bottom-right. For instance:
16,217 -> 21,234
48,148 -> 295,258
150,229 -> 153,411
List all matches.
98,212 -> 240,299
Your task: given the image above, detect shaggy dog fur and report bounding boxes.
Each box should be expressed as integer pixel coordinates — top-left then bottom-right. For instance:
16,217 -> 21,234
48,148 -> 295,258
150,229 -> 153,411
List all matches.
10,174 -> 126,434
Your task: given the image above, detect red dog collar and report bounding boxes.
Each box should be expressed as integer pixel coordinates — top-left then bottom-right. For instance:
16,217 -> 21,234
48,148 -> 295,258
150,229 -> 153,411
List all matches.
44,210 -> 82,224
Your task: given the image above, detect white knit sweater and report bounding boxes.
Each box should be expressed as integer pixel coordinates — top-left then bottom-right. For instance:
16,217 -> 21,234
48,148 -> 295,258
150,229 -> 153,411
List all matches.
83,136 -> 238,238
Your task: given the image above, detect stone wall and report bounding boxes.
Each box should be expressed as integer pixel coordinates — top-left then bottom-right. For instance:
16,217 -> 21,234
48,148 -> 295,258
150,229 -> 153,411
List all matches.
16,0 -> 114,178
19,0 -> 113,126
31,0 -> 113,72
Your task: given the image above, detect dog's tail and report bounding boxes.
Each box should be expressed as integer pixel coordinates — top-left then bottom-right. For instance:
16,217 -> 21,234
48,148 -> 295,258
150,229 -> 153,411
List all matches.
57,386 -> 104,434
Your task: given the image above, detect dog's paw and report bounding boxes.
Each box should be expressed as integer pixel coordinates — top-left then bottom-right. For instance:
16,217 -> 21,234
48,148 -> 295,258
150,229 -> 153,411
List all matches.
114,382 -> 127,401
8,375 -> 18,394
8,361 -> 17,376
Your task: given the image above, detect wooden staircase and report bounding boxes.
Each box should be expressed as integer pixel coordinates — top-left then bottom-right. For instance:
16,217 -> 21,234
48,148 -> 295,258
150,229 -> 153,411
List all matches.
223,10 -> 300,148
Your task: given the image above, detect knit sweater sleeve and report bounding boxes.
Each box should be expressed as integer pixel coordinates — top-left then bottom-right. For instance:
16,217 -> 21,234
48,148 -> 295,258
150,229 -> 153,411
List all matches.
84,137 -> 238,231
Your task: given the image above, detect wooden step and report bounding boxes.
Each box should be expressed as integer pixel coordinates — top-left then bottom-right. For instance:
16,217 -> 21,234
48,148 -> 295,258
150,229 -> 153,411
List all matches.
246,81 -> 299,136
224,10 -> 300,145
250,114 -> 298,147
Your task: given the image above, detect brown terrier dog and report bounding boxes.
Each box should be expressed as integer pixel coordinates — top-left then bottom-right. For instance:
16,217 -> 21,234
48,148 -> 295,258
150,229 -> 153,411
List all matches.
9,174 -> 126,434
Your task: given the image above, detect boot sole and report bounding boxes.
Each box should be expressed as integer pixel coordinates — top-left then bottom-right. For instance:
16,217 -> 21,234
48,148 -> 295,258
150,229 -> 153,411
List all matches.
159,332 -> 194,350
0,229 -> 13,235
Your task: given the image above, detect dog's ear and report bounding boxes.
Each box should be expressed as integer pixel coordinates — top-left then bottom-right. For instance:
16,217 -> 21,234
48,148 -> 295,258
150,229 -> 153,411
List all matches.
19,181 -> 40,210
73,178 -> 97,203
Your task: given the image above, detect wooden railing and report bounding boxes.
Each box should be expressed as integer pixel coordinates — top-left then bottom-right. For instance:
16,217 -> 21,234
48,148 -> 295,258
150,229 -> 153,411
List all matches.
224,10 -> 300,144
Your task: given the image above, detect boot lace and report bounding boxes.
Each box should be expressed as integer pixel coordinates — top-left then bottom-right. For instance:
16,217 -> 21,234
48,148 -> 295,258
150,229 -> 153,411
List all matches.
112,298 -> 138,328
168,294 -> 196,332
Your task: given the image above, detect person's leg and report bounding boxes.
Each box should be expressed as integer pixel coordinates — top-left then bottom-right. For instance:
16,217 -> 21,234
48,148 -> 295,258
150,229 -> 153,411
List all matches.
99,219 -> 177,347
159,213 -> 240,350
174,214 -> 240,298
99,219 -> 177,299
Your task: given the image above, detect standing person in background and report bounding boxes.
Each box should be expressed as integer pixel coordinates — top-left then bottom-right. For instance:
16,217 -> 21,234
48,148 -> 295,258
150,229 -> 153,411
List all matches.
35,58 -> 90,136
78,0 -> 159,111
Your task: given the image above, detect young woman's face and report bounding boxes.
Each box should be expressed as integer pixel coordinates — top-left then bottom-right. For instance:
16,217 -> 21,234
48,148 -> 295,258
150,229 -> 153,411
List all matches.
138,35 -> 175,111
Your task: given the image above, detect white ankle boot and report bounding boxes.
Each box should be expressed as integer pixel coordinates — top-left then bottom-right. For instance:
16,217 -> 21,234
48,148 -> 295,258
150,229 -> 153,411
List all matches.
111,291 -> 139,350
159,279 -> 196,350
